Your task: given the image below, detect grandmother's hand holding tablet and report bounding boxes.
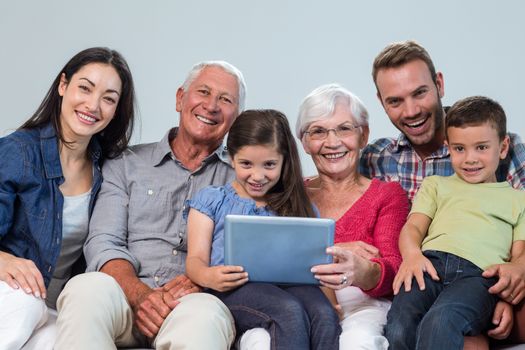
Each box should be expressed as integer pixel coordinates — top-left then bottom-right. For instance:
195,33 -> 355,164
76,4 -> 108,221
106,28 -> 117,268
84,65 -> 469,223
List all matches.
311,242 -> 382,290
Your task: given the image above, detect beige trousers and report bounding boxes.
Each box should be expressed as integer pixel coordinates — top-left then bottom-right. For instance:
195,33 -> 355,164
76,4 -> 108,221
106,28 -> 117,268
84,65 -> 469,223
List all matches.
55,272 -> 235,350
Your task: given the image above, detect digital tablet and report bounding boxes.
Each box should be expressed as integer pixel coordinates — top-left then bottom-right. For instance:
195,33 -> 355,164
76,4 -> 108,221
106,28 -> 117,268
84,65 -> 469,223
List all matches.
224,215 -> 335,285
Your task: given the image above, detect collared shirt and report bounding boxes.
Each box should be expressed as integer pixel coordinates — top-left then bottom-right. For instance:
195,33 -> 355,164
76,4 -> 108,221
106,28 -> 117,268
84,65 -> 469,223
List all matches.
0,123 -> 102,287
84,128 -> 235,288
359,132 -> 525,203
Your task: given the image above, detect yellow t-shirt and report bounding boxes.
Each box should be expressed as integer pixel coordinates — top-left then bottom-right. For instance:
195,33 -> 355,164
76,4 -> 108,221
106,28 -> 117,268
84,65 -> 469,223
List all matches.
411,174 -> 525,270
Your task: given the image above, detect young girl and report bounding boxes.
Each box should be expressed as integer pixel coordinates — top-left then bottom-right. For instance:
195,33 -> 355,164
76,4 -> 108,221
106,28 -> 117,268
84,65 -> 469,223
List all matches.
0,47 -> 135,349
186,109 -> 341,350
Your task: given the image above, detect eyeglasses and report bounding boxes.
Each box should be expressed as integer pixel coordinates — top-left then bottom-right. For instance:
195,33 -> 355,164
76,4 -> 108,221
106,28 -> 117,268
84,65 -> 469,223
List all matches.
303,124 -> 361,140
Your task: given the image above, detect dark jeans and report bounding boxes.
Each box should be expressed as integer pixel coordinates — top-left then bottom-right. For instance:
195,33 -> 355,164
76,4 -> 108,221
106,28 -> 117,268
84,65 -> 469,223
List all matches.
213,283 -> 340,350
385,250 -> 498,350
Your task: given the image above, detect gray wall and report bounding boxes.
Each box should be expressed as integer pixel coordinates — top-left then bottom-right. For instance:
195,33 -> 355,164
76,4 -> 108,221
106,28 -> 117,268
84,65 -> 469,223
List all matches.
1,0 -> 524,176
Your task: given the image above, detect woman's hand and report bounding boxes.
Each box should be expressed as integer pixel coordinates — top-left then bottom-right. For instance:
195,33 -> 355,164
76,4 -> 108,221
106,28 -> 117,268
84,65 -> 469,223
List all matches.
335,241 -> 380,260
206,265 -> 248,292
0,251 -> 46,298
311,246 -> 380,290
392,252 -> 439,295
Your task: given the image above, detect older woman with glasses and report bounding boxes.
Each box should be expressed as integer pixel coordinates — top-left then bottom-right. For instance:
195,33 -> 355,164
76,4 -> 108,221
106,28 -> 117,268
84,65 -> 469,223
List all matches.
296,83 -> 409,349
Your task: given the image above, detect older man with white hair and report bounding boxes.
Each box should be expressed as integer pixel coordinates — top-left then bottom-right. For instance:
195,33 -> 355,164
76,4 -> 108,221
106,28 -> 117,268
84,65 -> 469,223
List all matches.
55,61 -> 246,350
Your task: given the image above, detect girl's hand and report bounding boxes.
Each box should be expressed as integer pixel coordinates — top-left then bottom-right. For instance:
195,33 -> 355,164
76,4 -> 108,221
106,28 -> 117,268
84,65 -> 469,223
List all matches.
0,251 -> 46,298
207,265 -> 248,292
392,252 -> 439,295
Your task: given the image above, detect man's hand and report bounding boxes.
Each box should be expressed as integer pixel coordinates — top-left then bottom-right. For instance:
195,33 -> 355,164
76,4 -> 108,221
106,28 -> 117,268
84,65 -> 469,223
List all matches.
161,274 -> 201,299
132,288 -> 179,339
487,300 -> 514,340
483,262 -> 525,304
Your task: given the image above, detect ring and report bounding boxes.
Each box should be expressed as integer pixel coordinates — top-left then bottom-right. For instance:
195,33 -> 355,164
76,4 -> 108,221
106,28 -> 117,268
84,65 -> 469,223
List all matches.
340,274 -> 348,285
510,293 -> 515,299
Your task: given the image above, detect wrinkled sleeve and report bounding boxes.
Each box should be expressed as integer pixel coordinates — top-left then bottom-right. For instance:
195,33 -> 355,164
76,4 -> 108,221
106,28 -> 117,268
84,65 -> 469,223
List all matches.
0,138 -> 22,240
84,155 -> 140,272
365,182 -> 409,298
184,186 -> 224,222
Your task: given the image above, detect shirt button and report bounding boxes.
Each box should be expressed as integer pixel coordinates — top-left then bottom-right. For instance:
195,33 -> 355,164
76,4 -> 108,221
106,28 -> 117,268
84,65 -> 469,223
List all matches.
154,275 -> 159,282
172,249 -> 178,256
147,189 -> 154,195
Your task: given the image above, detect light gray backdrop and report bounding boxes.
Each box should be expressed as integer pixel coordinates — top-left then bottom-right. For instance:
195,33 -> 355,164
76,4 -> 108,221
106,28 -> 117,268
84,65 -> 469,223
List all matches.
1,0 -> 523,176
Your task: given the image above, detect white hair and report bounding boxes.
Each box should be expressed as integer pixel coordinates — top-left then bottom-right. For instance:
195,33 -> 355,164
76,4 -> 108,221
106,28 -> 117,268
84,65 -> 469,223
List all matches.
182,60 -> 247,112
296,83 -> 369,138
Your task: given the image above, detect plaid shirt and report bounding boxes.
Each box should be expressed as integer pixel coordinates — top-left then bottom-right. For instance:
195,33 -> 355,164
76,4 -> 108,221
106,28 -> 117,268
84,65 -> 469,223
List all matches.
359,132 -> 525,203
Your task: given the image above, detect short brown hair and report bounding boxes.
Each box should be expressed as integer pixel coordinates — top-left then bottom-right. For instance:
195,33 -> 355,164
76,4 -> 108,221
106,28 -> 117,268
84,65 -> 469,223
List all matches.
372,40 -> 437,86
446,96 -> 507,140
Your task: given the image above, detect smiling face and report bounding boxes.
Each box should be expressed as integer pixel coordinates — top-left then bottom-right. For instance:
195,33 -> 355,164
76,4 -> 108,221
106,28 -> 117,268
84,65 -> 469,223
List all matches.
446,122 -> 509,184
58,63 -> 122,143
231,144 -> 284,205
176,66 -> 239,147
376,59 -> 445,158
302,103 -> 369,180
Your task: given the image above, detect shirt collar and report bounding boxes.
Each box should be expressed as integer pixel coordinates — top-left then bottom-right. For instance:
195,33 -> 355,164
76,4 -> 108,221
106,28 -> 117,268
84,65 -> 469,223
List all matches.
39,123 -> 102,179
151,127 -> 231,167
393,132 -> 450,159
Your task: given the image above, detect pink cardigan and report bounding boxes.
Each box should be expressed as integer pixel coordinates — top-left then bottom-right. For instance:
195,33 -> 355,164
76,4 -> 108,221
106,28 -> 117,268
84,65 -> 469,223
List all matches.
333,179 -> 409,298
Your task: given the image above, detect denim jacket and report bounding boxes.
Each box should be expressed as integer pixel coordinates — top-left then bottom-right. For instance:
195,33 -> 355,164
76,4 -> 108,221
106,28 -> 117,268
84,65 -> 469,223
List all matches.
0,123 -> 103,287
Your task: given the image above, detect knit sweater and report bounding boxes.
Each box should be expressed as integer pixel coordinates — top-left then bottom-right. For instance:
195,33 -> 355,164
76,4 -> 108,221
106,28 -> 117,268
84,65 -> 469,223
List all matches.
332,179 -> 408,298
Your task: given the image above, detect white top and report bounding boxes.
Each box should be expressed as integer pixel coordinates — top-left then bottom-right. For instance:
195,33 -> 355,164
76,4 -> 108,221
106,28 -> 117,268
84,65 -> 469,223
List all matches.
46,190 -> 91,309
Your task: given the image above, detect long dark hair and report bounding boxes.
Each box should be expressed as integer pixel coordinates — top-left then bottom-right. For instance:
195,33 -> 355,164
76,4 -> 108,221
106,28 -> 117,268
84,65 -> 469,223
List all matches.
227,109 -> 315,218
20,47 -> 136,159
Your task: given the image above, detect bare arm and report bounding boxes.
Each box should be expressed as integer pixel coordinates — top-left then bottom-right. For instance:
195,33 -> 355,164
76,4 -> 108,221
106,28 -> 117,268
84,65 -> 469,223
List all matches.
186,209 -> 248,292
393,213 -> 439,294
100,259 -> 152,309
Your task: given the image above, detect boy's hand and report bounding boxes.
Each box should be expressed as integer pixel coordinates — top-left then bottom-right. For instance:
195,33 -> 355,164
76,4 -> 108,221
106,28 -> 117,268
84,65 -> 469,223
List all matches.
393,252 -> 439,295
487,300 -> 514,339
207,265 -> 248,292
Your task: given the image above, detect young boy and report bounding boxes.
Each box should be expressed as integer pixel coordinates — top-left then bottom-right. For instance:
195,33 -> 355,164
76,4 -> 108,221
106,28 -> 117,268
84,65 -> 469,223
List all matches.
385,96 -> 525,350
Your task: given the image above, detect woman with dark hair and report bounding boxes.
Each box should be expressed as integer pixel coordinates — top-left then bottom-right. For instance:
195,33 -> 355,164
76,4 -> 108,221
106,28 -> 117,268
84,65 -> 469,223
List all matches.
0,47 -> 136,349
